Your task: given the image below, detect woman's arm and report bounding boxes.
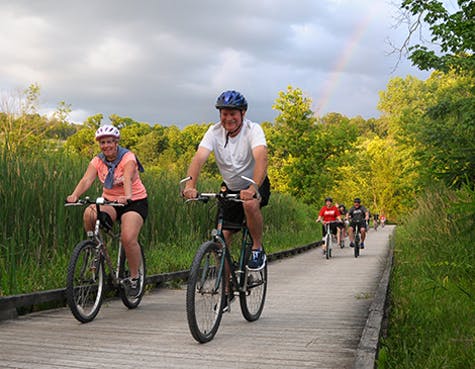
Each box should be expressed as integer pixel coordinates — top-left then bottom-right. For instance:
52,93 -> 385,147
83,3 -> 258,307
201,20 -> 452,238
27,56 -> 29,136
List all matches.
67,163 -> 97,202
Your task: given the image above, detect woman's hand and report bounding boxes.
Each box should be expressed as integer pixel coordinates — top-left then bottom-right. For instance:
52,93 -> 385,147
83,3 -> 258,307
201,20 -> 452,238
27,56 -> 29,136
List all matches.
66,194 -> 78,203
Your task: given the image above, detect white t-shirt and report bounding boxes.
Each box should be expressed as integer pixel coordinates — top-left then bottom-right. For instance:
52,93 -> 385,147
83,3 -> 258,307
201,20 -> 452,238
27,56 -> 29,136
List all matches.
199,118 -> 267,190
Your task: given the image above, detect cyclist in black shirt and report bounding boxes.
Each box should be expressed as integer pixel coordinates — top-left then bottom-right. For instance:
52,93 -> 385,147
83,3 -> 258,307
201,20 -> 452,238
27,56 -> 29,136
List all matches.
346,198 -> 369,249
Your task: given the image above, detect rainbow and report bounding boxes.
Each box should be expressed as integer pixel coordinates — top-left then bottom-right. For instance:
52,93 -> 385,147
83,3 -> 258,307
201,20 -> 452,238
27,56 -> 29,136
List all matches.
315,4 -> 381,115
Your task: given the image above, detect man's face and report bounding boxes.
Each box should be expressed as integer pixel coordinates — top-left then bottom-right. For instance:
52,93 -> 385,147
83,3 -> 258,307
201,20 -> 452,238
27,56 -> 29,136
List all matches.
354,202 -> 360,208
326,200 -> 332,207
220,108 -> 244,132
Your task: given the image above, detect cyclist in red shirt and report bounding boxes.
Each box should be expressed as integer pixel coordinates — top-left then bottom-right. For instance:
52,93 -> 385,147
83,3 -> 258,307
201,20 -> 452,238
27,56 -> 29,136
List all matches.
316,197 -> 342,254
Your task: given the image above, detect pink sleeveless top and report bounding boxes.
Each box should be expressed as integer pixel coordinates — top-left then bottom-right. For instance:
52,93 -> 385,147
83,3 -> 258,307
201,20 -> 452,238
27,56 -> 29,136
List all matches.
90,152 -> 147,201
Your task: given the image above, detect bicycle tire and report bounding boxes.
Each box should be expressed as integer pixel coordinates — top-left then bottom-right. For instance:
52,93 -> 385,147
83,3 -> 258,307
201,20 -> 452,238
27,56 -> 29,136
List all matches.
186,241 -> 225,343
119,245 -> 146,309
240,262 -> 268,322
66,240 -> 105,323
354,234 -> 360,258
325,233 -> 331,259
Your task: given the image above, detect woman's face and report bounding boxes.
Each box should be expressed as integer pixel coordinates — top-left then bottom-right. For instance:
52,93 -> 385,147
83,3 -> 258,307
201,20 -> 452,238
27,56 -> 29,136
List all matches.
98,136 -> 118,158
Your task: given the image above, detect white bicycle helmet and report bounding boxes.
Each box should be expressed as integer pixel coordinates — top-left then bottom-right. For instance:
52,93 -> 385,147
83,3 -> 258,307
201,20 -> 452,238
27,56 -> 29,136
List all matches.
95,125 -> 120,141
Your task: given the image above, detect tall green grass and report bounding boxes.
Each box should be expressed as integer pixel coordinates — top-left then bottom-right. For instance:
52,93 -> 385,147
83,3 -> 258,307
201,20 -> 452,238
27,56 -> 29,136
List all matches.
378,185 -> 474,369
0,151 -> 317,296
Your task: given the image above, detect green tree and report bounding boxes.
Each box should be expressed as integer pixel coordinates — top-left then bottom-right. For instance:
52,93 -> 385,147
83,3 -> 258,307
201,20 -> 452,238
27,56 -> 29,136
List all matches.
400,0 -> 475,73
379,71 -> 475,188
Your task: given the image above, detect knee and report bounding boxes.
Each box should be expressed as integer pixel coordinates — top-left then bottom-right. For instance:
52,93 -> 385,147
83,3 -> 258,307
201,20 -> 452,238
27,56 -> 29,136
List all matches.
243,199 -> 260,213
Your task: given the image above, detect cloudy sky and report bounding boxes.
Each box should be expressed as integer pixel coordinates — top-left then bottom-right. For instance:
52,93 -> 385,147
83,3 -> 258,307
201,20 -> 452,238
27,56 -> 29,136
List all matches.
0,0 -> 431,127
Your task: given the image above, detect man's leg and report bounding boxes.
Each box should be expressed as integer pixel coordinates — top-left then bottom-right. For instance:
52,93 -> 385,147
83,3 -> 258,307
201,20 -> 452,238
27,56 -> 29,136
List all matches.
243,199 -> 263,251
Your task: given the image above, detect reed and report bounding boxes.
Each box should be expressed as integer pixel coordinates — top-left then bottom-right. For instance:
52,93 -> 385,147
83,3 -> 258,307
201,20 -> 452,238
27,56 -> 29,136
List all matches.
0,151 -> 317,295
378,185 -> 474,369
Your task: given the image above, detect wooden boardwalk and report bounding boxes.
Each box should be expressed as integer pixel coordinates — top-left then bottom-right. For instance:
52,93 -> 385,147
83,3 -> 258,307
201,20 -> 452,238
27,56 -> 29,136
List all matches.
0,226 -> 394,369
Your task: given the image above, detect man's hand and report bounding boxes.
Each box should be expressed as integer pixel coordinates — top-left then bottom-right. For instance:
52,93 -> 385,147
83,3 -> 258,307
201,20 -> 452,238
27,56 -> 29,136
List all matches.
240,186 -> 256,201
183,187 -> 198,199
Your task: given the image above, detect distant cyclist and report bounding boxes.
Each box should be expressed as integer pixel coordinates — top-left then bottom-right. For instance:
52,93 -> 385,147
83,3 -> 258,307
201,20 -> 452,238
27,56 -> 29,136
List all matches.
373,213 -> 379,230
346,198 -> 369,249
338,203 -> 348,239
316,197 -> 342,255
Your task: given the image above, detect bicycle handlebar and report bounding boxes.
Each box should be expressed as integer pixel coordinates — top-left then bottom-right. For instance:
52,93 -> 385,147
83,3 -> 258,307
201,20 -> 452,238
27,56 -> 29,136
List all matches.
179,176 -> 261,202
64,197 -> 125,207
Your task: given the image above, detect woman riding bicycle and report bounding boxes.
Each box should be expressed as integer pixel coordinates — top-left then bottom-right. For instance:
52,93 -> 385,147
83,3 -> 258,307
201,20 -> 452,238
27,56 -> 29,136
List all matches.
316,197 -> 342,254
66,124 -> 148,297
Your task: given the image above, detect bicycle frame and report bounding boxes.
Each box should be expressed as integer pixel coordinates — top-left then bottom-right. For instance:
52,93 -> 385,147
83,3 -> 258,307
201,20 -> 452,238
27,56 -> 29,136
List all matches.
197,195 -> 253,297
180,176 -> 259,297
67,197 -> 125,287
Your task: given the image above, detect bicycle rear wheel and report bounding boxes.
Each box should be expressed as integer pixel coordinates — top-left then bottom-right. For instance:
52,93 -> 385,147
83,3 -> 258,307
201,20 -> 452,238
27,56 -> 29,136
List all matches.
186,241 -> 225,343
66,240 -> 105,323
119,245 -> 146,308
240,263 -> 267,322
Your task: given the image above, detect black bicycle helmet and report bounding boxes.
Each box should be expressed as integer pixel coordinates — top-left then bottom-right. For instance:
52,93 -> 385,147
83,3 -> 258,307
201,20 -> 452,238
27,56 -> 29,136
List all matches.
215,90 -> 248,111
325,197 -> 333,202
354,198 -> 361,203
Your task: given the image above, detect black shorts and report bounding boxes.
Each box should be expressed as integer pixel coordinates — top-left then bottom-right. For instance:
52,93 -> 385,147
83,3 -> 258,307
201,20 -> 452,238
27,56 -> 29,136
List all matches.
322,222 -> 340,236
219,176 -> 271,229
350,220 -> 367,230
114,198 -> 148,222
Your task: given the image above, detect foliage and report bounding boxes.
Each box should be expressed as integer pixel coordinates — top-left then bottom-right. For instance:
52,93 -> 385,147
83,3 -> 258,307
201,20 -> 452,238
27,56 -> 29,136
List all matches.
0,151 -> 316,296
378,185 -> 474,368
266,86 -> 358,205
379,71 -> 475,189
401,0 -> 475,73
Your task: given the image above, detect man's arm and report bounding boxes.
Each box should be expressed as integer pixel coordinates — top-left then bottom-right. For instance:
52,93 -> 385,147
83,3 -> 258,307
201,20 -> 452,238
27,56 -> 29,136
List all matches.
252,145 -> 268,187
240,145 -> 267,200
183,146 -> 211,198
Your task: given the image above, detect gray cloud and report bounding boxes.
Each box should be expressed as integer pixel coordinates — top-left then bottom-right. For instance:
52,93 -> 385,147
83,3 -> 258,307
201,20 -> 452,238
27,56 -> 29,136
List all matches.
0,0 -> 429,127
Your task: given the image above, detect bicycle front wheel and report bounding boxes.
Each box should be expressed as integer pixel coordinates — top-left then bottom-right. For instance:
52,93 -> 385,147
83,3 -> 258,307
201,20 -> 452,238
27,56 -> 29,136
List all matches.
325,234 -> 331,259
186,241 -> 225,343
66,240 -> 105,323
354,235 -> 360,258
119,245 -> 146,309
240,263 -> 267,322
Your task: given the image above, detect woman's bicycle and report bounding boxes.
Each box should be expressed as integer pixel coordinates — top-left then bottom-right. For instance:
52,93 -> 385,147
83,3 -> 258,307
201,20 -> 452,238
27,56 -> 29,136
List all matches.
181,176 -> 268,343
321,221 -> 342,259
65,197 -> 146,323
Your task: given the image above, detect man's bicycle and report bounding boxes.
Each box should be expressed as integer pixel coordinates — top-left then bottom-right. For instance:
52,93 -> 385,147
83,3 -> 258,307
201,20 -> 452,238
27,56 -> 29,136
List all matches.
353,222 -> 362,258
65,197 -> 146,323
181,176 -> 268,343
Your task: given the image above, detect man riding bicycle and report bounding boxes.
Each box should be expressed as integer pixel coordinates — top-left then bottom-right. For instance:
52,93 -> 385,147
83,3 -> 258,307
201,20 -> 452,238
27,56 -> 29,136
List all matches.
346,198 -> 369,249
183,90 -> 270,274
316,197 -> 342,254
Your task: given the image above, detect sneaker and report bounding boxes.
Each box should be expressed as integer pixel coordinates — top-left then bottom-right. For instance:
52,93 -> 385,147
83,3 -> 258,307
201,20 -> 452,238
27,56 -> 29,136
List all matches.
350,242 -> 355,248
248,249 -> 266,270
126,277 -> 140,298
360,242 -> 365,249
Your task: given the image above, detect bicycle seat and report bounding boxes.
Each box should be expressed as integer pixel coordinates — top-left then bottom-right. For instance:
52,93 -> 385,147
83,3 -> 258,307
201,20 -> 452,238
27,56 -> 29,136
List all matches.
98,211 -> 114,231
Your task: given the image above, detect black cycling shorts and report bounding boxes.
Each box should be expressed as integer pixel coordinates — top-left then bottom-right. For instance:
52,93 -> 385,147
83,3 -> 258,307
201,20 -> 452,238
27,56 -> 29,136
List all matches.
350,220 -> 367,230
322,222 -> 340,236
219,176 -> 271,230
114,197 -> 149,222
